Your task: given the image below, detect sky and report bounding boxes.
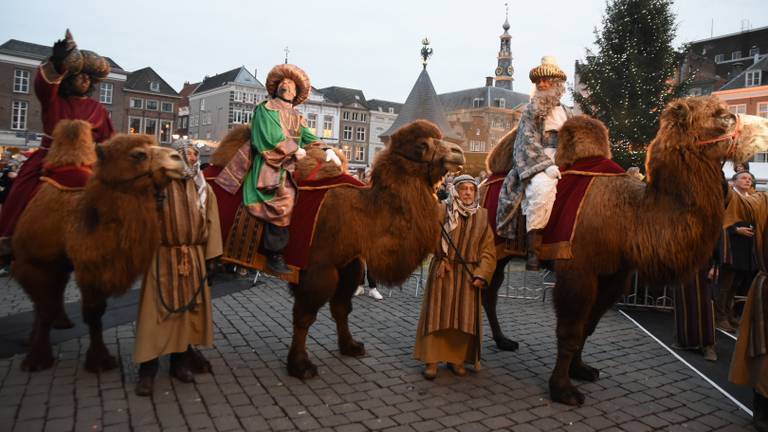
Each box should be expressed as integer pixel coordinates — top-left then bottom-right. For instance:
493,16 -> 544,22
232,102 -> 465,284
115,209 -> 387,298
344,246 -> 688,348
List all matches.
2,0 -> 766,103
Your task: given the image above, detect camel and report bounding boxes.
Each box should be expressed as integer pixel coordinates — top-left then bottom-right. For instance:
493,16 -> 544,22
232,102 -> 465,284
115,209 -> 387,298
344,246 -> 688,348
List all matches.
12,121 -> 185,372
478,128 -> 525,351
546,96 -> 768,406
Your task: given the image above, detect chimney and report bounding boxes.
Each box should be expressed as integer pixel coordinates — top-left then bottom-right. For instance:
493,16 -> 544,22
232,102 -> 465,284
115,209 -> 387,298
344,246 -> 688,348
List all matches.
253,68 -> 258,78
485,77 -> 494,87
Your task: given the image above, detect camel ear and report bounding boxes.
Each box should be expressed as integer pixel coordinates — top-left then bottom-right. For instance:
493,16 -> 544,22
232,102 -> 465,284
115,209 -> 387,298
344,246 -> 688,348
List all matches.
666,101 -> 693,131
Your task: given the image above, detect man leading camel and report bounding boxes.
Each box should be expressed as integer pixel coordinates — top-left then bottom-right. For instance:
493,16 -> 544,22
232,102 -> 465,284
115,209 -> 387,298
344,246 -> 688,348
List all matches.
215,64 -> 322,274
496,56 -> 571,270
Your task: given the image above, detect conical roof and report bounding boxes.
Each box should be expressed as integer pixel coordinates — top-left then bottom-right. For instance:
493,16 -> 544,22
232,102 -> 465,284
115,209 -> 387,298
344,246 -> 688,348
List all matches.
380,68 -> 462,142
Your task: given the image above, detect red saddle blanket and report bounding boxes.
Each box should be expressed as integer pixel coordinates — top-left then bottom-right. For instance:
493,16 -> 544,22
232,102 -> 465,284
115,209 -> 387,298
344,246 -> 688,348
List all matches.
539,157 -> 626,260
284,174 -> 366,269
480,174 -> 506,246
204,164 -> 242,244
40,164 -> 93,190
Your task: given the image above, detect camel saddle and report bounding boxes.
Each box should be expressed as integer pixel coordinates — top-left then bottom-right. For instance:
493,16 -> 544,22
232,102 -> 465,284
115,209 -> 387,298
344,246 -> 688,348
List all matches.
222,174 -> 366,283
479,173 -> 527,260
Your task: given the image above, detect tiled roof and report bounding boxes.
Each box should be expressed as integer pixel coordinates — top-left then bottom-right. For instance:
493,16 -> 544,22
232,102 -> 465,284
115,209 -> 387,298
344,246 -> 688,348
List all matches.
125,67 -> 179,97
438,86 -> 529,111
193,67 -> 242,94
318,86 -> 369,108
718,55 -> 768,91
367,99 -> 403,114
0,39 -> 125,72
380,69 -> 461,141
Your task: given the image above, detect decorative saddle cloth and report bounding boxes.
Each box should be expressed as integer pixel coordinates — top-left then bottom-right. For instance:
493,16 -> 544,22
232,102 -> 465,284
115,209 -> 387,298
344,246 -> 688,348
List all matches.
479,173 -> 527,259
40,164 -> 93,190
539,157 -> 626,260
222,174 -> 366,283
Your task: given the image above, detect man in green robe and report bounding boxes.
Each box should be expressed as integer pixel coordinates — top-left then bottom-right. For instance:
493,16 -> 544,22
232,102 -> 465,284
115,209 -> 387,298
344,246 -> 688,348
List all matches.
239,64 -> 321,273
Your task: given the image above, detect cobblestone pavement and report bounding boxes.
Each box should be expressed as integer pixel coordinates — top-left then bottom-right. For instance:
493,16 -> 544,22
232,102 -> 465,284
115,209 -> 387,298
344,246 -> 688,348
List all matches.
0,271 -> 754,431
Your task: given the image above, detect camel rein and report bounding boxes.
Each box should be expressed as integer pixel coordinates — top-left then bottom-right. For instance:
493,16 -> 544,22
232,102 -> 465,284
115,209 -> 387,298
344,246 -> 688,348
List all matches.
697,114 -> 742,162
394,145 -> 439,187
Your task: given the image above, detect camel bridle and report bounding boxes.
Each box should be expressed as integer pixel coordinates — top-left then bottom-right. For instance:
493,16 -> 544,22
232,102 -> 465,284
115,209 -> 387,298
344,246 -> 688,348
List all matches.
394,139 -> 443,186
697,114 -> 743,159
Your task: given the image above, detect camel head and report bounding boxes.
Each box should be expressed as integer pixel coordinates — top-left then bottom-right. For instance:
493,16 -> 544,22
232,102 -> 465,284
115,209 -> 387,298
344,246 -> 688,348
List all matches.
486,127 -> 517,175
555,116 -> 612,168
386,120 -> 465,186
94,134 -> 185,189
43,119 -> 97,168
656,96 -> 768,163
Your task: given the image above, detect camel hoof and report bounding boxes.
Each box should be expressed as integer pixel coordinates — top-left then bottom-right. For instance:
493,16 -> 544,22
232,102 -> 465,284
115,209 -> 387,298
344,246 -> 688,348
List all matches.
84,348 -> 118,373
570,363 -> 600,382
550,383 -> 585,406
287,358 -> 318,380
21,353 -> 54,372
339,340 -> 366,357
494,337 -> 519,352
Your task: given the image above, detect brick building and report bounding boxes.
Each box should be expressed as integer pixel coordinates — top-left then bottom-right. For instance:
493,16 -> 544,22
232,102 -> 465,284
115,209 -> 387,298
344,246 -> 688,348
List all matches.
124,67 -> 180,145
318,86 -> 371,172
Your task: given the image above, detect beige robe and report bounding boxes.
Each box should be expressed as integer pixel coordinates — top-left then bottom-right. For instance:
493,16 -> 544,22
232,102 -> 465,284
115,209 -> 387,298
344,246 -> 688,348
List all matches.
724,191 -> 768,397
134,180 -> 223,363
414,207 -> 496,367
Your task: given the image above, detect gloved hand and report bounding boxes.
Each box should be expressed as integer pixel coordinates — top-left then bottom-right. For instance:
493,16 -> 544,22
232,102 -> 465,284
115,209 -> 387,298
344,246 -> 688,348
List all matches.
294,147 -> 307,160
51,38 -> 72,71
324,148 -> 342,167
545,165 -> 561,179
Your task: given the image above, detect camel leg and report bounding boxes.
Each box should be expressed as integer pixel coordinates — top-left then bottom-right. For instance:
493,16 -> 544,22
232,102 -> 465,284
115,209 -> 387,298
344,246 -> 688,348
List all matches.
81,289 -> 117,373
549,267 -> 596,406
332,259 -> 365,357
482,256 -> 518,351
288,267 -> 335,379
16,263 -> 68,372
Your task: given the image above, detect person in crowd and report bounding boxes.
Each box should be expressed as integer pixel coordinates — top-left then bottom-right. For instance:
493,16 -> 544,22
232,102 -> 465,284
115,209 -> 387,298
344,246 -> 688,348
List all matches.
415,175 -> 495,380
355,266 -> 383,300
496,56 -> 572,270
134,153 -> 223,396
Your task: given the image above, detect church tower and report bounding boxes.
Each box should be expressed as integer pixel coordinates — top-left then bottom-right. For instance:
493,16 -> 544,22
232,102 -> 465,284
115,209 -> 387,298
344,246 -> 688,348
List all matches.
494,4 -> 514,90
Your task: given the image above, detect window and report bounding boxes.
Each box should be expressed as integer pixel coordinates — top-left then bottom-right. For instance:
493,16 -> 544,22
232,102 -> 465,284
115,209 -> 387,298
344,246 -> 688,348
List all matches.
728,104 -> 747,114
13,69 -> 30,93
355,146 -> 365,161
342,111 -> 350,120
130,98 -> 144,109
750,46 -> 760,57
323,115 -> 333,138
159,120 -> 173,143
388,107 -> 394,114
496,98 -> 506,108
99,82 -> 113,104
732,51 -> 741,60
472,98 -> 483,108
355,127 -> 366,142
190,115 -> 198,127
758,103 -> 768,119
145,118 -> 157,136
150,81 -> 160,92
232,109 -> 243,124
352,112 -> 359,121
689,87 -> 702,96
714,54 -> 724,63
161,102 -> 173,112
360,113 -> 367,122
234,90 -> 243,102
746,70 -> 762,87
245,92 -> 254,104
200,99 -> 205,111
469,140 -> 486,152
146,100 -> 159,111
243,110 -> 252,124
205,112 -> 212,125
307,113 -> 317,134
343,126 -> 353,140
342,145 -> 352,161
11,101 -> 28,130
128,116 -> 142,134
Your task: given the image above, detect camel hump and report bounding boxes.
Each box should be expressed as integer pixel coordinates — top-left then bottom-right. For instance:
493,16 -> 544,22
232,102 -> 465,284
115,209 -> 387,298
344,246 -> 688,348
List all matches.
555,115 -> 611,168
211,125 -> 251,167
44,119 -> 97,168
486,127 -> 517,175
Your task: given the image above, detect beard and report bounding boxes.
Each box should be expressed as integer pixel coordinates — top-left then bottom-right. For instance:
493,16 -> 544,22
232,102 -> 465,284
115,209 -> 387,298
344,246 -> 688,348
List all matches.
531,82 -> 565,118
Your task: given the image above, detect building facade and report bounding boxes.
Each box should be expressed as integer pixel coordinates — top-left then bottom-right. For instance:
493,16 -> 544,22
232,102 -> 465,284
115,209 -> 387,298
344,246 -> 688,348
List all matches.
295,88 -> 342,148
124,67 -> 180,145
175,81 -> 200,138
0,39 -> 127,150
366,99 -> 401,165
319,87 -> 371,173
188,67 -> 267,143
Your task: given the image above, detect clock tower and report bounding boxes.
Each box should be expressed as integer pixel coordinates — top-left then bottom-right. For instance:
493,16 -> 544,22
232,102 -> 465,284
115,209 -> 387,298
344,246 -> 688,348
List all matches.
494,4 -> 514,91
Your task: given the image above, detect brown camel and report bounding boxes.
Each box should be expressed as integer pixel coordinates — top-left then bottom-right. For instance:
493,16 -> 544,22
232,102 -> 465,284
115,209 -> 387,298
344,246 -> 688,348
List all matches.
12,121 -> 185,372
478,127 -> 524,351
547,97 -> 768,406
287,120 -> 464,378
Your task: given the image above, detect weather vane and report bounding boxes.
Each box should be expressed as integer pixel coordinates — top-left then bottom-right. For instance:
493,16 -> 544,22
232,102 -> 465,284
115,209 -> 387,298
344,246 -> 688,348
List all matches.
421,37 -> 433,69
284,46 -> 290,64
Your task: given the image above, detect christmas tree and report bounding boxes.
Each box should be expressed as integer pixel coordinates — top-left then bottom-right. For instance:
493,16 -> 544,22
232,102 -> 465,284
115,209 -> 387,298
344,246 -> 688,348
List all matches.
573,0 -> 692,169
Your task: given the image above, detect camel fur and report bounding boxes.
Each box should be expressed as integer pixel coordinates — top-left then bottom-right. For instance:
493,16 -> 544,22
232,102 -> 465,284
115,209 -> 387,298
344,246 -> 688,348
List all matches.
12,123 -> 185,372
548,96 -> 768,406
287,120 -> 464,379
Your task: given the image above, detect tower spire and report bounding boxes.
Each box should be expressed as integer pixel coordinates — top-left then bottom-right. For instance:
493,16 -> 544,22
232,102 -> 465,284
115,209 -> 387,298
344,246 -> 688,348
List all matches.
420,37 -> 433,69
494,4 -> 513,90
503,2 -> 510,33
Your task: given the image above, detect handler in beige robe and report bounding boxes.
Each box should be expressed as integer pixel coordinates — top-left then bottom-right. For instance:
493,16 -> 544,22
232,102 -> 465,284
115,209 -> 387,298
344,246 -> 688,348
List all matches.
723,191 -> 768,429
415,175 -> 496,380
134,176 -> 223,396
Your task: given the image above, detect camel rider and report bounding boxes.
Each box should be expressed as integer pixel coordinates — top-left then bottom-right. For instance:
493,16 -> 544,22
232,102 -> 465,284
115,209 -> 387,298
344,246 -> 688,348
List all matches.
496,56 -> 571,271
218,64 -> 326,274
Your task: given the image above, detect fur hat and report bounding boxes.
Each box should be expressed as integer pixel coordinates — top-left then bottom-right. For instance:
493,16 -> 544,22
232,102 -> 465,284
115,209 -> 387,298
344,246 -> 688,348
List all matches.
80,50 -> 110,82
453,174 -> 477,188
529,56 -> 566,83
266,64 -> 311,106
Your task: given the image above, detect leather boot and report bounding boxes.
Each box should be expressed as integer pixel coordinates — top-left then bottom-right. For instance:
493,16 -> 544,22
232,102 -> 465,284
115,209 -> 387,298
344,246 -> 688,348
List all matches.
526,230 -> 542,271
267,254 -> 291,274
